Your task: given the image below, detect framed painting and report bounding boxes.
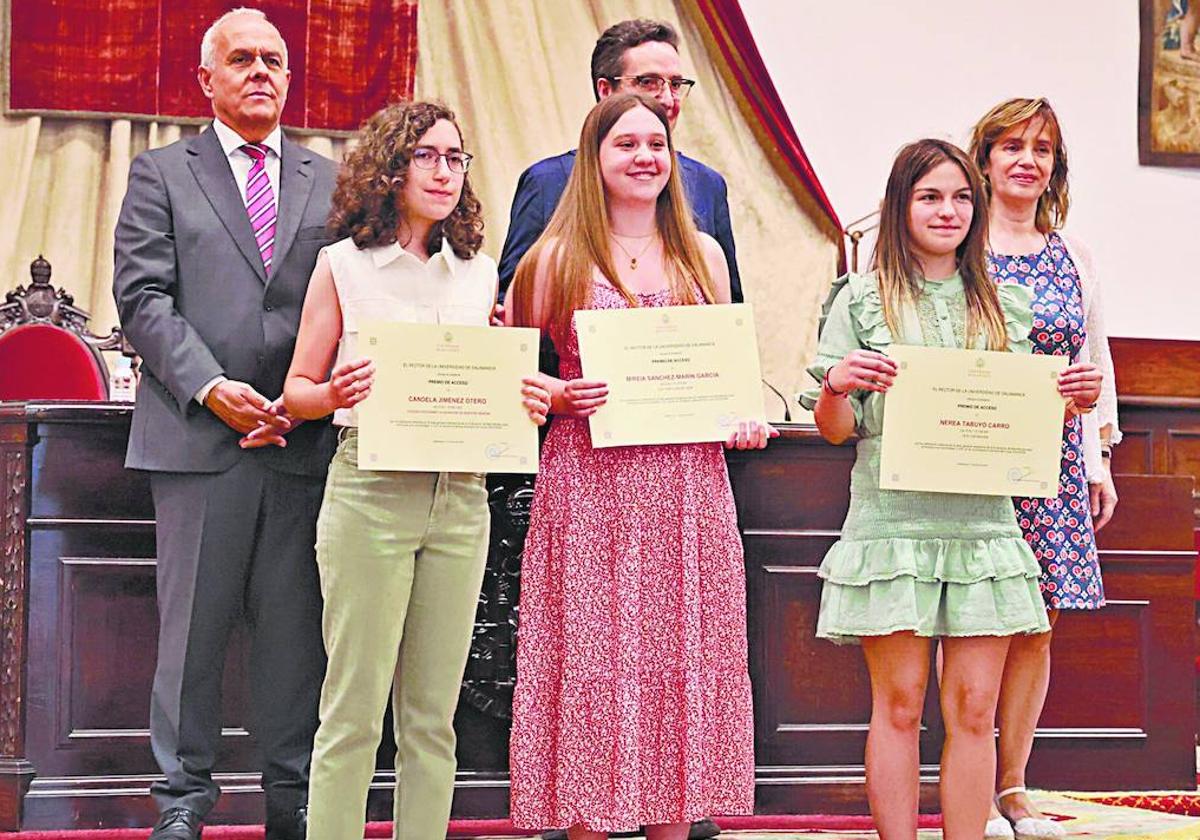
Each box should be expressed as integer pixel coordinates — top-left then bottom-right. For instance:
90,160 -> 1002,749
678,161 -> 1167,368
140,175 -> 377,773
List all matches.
1139,0 -> 1200,166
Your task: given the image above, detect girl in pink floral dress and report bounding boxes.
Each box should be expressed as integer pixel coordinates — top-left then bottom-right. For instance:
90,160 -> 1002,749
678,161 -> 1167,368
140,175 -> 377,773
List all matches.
504,93 -> 772,839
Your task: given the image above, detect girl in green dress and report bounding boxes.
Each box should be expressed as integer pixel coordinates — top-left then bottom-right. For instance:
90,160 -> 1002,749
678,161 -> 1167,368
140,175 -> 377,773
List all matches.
801,139 -> 1050,840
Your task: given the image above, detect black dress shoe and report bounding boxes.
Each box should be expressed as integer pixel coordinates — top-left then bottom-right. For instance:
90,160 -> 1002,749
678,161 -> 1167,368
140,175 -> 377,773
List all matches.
265,806 -> 307,840
149,807 -> 203,840
541,832 -> 567,840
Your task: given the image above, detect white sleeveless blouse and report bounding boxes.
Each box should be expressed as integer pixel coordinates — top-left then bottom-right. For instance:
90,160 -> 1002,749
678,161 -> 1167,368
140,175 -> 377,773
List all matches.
323,236 -> 498,427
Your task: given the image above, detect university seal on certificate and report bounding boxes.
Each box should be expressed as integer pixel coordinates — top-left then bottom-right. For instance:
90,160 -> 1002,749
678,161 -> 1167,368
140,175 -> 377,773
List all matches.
575,303 -> 766,448
880,344 -> 1068,498
357,322 -> 541,473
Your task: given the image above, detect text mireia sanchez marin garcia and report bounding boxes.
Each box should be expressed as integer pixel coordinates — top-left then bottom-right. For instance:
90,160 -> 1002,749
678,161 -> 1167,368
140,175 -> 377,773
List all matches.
626,372 -> 720,382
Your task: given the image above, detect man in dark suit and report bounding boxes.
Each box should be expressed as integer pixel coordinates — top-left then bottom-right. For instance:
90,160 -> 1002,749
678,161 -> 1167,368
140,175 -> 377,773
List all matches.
500,20 -> 731,840
498,18 -> 741,304
112,9 -> 335,840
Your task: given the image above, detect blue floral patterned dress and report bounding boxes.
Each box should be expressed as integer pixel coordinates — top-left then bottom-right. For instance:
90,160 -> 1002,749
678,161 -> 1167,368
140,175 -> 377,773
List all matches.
989,232 -> 1105,610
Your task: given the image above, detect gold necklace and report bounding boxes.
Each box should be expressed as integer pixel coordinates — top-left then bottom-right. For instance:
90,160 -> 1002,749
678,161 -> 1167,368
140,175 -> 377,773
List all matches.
610,233 -> 657,270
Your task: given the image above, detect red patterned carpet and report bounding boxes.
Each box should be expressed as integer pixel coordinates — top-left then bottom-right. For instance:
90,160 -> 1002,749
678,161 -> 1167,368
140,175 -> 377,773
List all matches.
4,801 -> 1198,839
1064,791 -> 1200,816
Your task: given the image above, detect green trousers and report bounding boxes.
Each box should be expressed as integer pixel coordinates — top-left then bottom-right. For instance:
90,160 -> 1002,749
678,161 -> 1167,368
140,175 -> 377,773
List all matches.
306,431 -> 490,840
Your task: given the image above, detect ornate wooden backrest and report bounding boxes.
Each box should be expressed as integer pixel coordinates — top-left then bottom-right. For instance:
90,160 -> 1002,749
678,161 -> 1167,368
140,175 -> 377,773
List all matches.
0,255 -> 127,353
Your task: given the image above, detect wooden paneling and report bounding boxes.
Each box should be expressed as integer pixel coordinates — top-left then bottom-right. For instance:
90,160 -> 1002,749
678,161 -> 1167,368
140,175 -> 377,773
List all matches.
1111,407 -> 1200,529
1039,601 -> 1150,731
1040,472 -> 1198,791
1113,428 -> 1155,474
1168,430 -> 1200,482
54,558 -> 252,741
1110,337 -> 1200,400
1,405 -> 1197,828
28,420 -> 153,521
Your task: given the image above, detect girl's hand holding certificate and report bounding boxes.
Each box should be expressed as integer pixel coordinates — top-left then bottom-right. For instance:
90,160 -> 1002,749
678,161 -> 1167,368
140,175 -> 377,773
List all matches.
328,357 -> 376,409
522,376 -> 552,426
827,350 -> 898,395
724,420 -> 779,450
553,378 -> 609,418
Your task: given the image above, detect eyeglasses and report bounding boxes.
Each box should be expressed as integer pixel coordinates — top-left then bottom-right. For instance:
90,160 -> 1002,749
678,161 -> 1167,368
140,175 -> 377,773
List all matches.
611,74 -> 696,100
410,147 -> 473,173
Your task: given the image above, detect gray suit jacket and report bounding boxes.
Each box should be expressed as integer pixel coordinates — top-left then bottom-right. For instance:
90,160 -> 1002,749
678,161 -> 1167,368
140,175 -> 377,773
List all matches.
113,125 -> 337,476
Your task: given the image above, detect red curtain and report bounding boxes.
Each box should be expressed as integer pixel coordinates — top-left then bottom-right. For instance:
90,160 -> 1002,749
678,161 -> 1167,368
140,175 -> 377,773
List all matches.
7,0 -> 418,133
686,0 -> 843,248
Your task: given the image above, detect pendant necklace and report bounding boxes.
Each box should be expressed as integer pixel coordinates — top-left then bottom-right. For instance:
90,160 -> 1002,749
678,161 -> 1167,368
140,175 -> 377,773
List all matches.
611,233 -> 656,270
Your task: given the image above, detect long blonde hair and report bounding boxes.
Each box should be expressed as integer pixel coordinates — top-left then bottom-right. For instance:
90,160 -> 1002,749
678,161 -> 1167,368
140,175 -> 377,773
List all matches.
873,139 -> 1009,351
510,93 -> 715,335
968,97 -> 1070,234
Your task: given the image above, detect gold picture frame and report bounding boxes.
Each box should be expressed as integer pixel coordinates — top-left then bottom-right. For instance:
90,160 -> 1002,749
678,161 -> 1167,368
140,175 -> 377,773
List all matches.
1140,0 -> 1200,166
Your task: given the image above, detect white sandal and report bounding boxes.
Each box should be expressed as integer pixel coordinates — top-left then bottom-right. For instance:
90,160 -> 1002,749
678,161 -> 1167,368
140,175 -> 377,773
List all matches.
985,814 -> 1016,839
997,786 -> 1065,840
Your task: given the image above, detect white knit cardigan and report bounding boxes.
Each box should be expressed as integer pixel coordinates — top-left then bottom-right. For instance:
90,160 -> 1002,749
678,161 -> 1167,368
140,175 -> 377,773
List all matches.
1058,232 -> 1122,484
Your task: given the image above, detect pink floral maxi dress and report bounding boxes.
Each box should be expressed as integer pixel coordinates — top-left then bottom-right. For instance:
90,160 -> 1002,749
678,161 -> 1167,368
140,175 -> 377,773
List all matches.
508,282 -> 755,832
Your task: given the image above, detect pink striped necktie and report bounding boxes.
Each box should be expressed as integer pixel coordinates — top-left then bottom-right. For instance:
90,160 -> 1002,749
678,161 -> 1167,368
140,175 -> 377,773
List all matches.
241,143 -> 276,274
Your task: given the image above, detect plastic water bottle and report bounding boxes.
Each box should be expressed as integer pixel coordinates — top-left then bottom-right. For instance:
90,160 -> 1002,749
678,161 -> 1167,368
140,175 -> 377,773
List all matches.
110,355 -> 137,402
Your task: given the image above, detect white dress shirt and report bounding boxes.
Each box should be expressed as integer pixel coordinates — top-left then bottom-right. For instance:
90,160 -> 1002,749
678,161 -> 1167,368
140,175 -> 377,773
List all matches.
210,117 -> 283,204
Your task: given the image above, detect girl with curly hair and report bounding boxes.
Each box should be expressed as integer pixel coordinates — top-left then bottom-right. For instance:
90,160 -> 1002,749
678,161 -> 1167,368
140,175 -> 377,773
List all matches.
282,101 -> 550,839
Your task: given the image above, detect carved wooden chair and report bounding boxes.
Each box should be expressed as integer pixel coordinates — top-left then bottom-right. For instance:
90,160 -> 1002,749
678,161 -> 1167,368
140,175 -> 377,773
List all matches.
0,255 -> 130,401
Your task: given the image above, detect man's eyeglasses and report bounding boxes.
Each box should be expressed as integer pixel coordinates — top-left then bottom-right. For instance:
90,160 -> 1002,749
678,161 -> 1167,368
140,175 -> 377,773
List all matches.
611,75 -> 696,100
410,147 -> 473,173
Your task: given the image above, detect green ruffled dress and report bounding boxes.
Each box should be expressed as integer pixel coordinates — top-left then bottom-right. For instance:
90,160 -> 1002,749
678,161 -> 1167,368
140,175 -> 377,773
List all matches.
799,272 -> 1052,644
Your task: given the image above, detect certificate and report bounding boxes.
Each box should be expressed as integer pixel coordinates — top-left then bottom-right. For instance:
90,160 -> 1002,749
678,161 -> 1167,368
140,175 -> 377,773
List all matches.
575,303 -> 766,448
357,322 -> 541,473
880,344 -> 1068,498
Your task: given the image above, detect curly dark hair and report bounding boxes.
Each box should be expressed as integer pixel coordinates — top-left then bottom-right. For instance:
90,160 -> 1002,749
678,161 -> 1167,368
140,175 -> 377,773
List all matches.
328,101 -> 484,258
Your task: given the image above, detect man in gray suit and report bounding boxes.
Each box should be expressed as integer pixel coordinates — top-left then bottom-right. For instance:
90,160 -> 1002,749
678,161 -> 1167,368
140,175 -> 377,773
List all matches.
113,9 -> 335,840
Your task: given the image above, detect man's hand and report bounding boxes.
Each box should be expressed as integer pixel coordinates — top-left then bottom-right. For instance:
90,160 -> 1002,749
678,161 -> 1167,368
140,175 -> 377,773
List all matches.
205,380 -> 278,434
491,302 -> 505,327
239,397 -> 303,449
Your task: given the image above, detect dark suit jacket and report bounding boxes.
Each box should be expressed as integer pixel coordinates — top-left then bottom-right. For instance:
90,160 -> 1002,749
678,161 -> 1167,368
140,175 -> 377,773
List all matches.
497,149 -> 742,303
113,126 -> 337,476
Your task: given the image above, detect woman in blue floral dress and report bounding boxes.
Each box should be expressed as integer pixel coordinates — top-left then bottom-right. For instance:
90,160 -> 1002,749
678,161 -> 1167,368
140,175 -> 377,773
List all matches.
970,98 -> 1120,840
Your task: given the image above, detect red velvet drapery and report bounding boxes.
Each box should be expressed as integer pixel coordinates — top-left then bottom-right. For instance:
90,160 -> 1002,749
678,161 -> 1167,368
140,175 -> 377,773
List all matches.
685,0 -> 844,260
6,0 -> 418,133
